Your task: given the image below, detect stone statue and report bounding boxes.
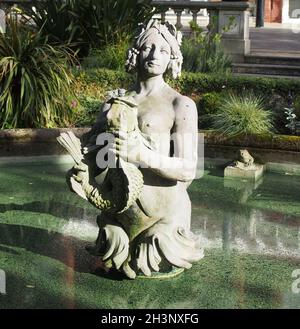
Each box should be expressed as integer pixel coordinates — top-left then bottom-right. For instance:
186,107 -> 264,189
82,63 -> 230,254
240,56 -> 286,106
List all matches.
234,149 -> 255,169
58,19 -> 204,279
224,148 -> 265,181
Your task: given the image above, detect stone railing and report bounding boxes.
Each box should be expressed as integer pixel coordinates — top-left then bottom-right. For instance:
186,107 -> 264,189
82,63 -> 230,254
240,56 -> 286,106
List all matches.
1,0 -> 253,63
151,0 -> 254,62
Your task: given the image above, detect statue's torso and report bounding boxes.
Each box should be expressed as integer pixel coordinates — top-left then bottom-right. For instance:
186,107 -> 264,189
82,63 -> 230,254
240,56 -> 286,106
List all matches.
120,86 -> 189,219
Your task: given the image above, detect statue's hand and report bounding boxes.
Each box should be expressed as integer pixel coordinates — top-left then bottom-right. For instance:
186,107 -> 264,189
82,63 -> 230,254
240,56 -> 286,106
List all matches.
71,162 -> 89,183
108,131 -> 149,165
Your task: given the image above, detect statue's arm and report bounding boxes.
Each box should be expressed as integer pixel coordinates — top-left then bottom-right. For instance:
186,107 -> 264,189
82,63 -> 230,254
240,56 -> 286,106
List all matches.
140,96 -> 198,182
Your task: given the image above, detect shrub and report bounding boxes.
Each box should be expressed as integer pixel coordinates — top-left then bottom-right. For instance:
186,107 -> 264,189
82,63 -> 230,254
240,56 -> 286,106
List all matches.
73,68 -> 300,132
197,92 -> 223,128
81,37 -> 131,70
293,95 -> 300,119
20,0 -> 157,55
209,93 -> 273,137
73,68 -> 134,93
264,93 -> 289,134
168,72 -> 300,102
74,96 -> 102,127
0,17 -> 77,128
76,68 -> 300,104
181,21 -> 232,74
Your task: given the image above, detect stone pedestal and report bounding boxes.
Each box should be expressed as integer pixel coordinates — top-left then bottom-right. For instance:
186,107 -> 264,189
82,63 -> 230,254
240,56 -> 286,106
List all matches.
224,175 -> 263,203
218,5 -> 251,62
224,163 -> 265,180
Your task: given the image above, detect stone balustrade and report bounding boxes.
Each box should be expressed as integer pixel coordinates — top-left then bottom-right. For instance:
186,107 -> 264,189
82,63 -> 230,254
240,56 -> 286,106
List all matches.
1,0 -> 253,62
151,0 -> 254,62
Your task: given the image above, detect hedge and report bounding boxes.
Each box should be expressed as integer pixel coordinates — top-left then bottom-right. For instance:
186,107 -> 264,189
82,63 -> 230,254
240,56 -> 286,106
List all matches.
74,68 -> 300,100
202,130 -> 300,152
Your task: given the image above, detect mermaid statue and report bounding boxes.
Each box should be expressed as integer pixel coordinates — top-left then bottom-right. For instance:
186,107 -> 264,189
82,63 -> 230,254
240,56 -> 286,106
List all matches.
58,19 -> 204,279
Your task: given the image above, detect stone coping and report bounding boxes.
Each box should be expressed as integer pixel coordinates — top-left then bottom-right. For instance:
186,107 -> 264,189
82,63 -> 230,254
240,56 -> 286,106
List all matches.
0,128 -> 89,142
0,128 -> 299,164
0,128 -> 89,157
151,1 -> 253,11
201,130 -> 300,153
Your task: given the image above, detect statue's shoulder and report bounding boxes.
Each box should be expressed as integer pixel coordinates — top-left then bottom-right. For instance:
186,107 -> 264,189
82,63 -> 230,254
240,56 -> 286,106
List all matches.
171,91 -> 197,116
165,84 -> 196,110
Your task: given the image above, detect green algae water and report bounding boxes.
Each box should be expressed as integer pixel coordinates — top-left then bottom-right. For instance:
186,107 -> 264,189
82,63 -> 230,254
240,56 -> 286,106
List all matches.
0,160 -> 299,309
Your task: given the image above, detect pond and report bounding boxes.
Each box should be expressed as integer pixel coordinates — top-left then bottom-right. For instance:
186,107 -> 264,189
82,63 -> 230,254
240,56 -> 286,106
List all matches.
0,159 -> 299,309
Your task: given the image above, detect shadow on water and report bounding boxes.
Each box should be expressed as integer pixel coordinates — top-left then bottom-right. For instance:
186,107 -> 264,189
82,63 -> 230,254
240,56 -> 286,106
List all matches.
0,245 -> 20,255
0,223 -> 102,274
0,200 -> 98,221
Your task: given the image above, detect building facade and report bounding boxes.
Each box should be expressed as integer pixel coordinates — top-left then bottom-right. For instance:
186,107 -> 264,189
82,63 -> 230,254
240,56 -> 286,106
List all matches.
264,0 -> 300,23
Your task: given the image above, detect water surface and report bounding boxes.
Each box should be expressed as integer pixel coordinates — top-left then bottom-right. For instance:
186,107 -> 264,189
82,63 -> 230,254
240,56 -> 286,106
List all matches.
0,162 -> 299,309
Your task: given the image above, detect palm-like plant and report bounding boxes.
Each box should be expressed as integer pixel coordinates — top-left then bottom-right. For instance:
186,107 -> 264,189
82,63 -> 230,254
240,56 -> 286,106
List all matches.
20,0 -> 156,54
0,17 -> 77,128
210,93 -> 273,137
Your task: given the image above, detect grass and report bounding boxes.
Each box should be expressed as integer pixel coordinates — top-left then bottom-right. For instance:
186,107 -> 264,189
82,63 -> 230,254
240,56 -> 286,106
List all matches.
210,93 -> 273,137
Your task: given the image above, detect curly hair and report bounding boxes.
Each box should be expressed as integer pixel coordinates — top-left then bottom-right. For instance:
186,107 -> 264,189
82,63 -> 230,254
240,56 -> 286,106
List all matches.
125,19 -> 183,79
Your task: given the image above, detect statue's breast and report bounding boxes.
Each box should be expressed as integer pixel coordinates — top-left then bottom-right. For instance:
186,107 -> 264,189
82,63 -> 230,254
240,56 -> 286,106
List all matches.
137,103 -> 175,135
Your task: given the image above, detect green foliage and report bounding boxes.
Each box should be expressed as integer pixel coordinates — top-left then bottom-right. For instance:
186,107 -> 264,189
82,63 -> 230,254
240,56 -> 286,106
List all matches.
0,17 -> 77,129
181,22 -> 232,74
82,37 -> 131,71
293,95 -> 300,118
265,94 -> 289,134
198,92 -> 223,116
197,92 -> 223,128
73,68 -> 300,132
20,0 -> 82,44
74,68 -> 300,120
20,0 -> 156,55
74,68 -> 134,92
168,71 -> 300,100
209,93 -> 273,137
74,96 -> 102,127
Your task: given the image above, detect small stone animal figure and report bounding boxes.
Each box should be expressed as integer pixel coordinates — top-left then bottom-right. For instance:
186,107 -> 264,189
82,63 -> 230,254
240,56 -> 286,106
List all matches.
234,149 -> 255,169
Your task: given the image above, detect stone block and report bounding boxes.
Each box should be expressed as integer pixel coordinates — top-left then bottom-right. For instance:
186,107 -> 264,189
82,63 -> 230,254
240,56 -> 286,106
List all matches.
224,163 -> 265,180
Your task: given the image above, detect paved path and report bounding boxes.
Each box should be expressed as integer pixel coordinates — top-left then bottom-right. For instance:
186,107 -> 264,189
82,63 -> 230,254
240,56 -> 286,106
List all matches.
250,27 -> 300,54
154,13 -> 300,55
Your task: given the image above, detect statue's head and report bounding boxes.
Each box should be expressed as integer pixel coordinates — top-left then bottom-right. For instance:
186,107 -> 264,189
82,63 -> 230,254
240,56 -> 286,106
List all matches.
125,19 -> 183,79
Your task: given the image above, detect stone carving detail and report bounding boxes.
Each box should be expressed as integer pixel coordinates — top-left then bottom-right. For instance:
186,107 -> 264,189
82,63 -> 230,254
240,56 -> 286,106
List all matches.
234,149 -> 255,169
58,19 -> 203,279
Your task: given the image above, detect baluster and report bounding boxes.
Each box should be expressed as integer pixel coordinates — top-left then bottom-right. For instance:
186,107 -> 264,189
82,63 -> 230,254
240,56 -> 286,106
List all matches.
207,9 -> 219,34
174,9 -> 183,30
161,8 -> 167,24
191,9 -> 199,25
